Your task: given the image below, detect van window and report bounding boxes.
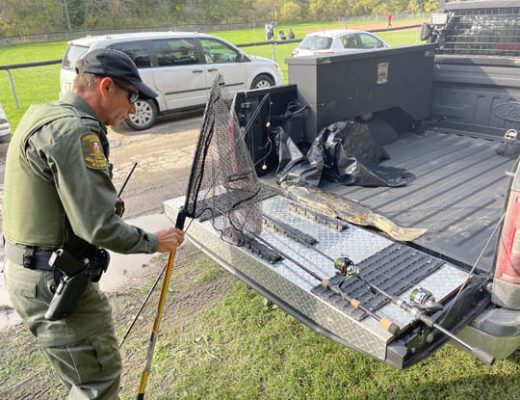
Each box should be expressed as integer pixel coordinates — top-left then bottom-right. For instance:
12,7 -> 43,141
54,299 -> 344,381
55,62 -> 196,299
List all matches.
153,39 -> 199,66
62,45 -> 89,70
109,42 -> 151,68
200,39 -> 241,63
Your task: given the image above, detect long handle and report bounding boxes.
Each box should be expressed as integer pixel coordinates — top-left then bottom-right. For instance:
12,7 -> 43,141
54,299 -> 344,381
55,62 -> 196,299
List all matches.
137,210 -> 186,399
415,309 -> 495,365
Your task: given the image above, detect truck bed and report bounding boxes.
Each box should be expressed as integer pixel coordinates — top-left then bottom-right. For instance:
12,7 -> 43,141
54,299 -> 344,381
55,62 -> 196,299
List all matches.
164,128 -> 507,369
165,126 -> 498,368
321,129 -> 515,272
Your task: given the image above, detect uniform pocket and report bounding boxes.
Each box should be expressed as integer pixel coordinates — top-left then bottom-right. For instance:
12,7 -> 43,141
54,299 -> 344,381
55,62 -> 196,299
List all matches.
11,280 -> 37,298
90,334 -> 121,375
4,261 -> 38,298
4,260 -> 55,323
44,333 -> 121,385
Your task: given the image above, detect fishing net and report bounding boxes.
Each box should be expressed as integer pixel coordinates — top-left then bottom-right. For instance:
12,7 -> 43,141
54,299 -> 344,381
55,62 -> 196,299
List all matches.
180,74 -> 263,242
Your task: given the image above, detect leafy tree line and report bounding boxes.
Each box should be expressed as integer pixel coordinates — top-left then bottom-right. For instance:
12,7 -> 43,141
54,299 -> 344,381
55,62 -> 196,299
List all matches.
0,0 -> 439,37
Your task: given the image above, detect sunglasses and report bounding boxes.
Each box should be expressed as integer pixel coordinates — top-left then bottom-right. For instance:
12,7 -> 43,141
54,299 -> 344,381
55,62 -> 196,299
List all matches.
112,79 -> 139,104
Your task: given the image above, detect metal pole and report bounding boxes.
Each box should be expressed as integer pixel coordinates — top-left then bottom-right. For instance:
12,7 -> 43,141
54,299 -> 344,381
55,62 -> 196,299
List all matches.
6,69 -> 20,109
271,42 -> 276,61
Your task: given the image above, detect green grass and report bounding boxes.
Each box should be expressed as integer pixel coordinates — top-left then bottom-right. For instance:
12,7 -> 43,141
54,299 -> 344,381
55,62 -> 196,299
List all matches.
121,259 -> 520,400
1,254 -> 518,399
0,20 -> 424,131
0,42 -> 65,128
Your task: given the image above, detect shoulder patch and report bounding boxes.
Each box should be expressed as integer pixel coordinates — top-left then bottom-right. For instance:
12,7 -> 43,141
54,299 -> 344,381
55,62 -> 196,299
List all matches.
81,133 -> 109,170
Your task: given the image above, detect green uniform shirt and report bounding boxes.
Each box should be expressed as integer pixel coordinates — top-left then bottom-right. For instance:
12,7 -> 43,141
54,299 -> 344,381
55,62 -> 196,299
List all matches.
3,93 -> 158,253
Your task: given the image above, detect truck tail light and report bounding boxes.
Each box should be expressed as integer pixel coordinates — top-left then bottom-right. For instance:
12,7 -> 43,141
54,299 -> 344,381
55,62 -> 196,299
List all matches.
493,189 -> 520,308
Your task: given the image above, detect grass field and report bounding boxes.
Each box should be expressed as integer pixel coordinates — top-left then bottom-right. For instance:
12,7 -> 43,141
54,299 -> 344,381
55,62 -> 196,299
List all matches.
0,19 -> 422,130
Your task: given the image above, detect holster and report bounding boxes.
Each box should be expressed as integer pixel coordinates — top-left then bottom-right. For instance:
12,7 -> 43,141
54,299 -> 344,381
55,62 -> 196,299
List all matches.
44,246 -> 110,321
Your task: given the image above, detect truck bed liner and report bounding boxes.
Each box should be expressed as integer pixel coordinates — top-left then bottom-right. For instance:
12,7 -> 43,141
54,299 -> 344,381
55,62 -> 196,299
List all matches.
324,129 -> 516,272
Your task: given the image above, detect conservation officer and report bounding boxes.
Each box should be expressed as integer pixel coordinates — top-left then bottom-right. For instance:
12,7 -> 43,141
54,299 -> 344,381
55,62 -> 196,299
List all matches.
2,49 -> 184,399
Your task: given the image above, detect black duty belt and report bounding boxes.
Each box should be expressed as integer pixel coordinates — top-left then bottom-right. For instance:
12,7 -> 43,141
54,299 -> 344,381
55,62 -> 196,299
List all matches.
4,240 -> 56,271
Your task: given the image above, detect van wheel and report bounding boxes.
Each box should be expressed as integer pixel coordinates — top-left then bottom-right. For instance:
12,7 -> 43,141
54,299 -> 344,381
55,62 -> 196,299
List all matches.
251,74 -> 275,89
125,99 -> 158,131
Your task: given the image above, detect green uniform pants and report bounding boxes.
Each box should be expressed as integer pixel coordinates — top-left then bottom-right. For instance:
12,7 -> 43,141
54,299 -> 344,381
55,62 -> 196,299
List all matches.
4,259 -> 122,399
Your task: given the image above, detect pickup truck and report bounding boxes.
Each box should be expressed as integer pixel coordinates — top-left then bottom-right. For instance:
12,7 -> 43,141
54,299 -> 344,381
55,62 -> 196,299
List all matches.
165,0 -> 520,369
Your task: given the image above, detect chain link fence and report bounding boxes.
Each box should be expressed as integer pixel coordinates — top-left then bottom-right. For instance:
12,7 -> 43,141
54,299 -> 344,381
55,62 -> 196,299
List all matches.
0,13 -> 429,47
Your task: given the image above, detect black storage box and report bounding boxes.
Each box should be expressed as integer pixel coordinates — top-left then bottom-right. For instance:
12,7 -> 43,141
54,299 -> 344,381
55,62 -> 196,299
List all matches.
286,44 -> 436,141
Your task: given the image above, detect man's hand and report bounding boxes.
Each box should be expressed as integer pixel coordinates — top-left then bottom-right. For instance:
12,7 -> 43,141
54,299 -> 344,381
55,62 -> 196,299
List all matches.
155,227 -> 185,253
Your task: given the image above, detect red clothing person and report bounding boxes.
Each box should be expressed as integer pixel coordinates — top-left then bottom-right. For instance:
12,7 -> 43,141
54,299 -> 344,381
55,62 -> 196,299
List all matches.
387,13 -> 393,28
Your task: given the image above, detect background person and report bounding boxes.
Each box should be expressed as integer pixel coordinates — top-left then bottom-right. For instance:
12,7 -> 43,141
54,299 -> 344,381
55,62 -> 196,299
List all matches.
2,48 -> 184,399
265,22 -> 272,40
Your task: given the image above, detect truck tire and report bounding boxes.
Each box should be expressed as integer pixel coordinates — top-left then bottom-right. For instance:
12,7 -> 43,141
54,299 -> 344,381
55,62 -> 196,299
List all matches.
250,74 -> 275,89
125,99 -> 158,131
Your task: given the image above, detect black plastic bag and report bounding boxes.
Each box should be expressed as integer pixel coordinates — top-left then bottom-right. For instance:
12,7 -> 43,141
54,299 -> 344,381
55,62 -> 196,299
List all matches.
275,126 -> 323,186
275,121 -> 415,188
318,121 -> 415,187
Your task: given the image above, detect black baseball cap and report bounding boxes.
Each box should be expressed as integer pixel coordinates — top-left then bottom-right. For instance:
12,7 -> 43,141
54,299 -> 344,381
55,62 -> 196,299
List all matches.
76,48 -> 157,100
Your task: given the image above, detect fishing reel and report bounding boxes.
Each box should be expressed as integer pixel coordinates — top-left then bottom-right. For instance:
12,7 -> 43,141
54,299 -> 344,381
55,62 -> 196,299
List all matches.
334,257 -> 359,277
409,287 -> 443,312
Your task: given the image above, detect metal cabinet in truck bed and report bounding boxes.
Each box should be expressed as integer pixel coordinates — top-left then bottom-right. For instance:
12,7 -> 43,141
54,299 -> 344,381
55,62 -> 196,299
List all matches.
165,1 -> 520,368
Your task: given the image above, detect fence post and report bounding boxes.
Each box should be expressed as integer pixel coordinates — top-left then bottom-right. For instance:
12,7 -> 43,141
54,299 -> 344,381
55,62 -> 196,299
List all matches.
6,69 -> 20,110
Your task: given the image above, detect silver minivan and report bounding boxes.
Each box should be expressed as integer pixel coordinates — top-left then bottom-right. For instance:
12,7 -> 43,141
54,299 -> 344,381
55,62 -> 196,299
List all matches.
60,32 -> 283,130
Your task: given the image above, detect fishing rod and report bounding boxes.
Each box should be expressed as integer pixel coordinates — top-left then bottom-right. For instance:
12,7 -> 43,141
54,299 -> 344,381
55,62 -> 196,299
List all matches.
333,256 -> 495,365
262,213 -> 443,313
260,213 -> 497,364
117,161 -> 138,198
250,233 -> 399,335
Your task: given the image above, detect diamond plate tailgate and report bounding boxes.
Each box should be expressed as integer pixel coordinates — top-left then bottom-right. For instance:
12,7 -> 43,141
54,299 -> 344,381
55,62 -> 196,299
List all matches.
164,193 -> 472,364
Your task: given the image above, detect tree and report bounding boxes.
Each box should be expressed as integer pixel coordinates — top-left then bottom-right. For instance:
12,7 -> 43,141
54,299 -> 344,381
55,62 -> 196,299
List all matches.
309,0 -> 349,21
423,0 -> 439,12
280,1 -> 303,23
0,0 -> 438,38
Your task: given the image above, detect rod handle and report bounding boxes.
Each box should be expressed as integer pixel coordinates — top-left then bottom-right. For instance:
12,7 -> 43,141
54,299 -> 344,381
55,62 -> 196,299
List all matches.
379,319 -> 400,335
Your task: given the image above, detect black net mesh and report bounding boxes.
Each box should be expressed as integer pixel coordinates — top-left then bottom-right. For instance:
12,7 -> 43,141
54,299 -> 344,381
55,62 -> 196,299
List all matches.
181,74 -> 262,241
438,7 -> 520,57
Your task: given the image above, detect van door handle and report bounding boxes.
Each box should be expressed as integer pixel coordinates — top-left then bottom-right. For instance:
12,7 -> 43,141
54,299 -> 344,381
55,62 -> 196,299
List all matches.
208,68 -> 218,72
192,69 -> 203,73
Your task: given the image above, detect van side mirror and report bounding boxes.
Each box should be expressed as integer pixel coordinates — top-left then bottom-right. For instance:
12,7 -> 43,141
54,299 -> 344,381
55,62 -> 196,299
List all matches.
420,23 -> 434,42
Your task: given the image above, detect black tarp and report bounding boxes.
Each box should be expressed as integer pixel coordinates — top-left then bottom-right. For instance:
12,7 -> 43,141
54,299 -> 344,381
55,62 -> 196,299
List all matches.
276,120 -> 415,187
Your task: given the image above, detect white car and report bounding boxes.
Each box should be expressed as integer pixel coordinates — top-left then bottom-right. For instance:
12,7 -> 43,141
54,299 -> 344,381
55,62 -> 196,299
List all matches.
60,32 -> 283,130
0,102 -> 10,142
291,29 -> 388,57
